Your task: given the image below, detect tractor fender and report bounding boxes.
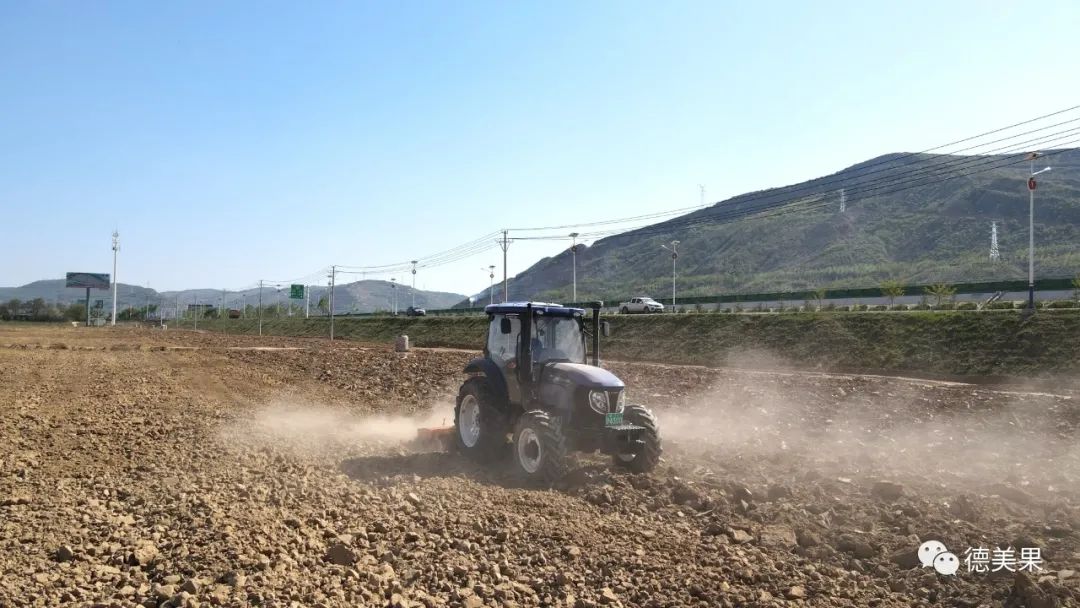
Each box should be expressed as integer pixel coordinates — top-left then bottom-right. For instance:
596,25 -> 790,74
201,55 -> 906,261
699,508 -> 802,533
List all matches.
463,358 -> 511,412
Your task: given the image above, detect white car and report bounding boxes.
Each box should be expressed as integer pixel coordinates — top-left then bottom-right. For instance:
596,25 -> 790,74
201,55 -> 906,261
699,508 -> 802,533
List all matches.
619,297 -> 665,314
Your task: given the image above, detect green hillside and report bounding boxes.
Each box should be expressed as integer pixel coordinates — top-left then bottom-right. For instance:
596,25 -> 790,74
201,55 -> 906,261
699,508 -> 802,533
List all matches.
492,150 -> 1080,303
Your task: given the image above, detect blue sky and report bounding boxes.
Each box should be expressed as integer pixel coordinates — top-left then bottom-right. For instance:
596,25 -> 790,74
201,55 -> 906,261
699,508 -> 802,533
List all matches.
2,1 -> 1079,294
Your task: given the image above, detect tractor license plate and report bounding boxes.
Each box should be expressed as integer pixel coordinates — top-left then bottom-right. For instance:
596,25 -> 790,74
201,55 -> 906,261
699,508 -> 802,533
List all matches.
604,412 -> 624,427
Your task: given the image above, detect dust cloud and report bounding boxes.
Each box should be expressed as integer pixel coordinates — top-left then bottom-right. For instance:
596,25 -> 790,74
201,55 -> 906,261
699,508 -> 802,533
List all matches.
219,399 -> 456,457
655,366 -> 1080,499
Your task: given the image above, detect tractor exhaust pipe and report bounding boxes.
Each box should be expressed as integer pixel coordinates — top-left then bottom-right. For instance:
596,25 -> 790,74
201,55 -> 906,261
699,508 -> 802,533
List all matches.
590,301 -> 602,366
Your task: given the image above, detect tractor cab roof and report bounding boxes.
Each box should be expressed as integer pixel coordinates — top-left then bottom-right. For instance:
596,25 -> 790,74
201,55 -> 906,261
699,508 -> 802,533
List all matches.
484,302 -> 585,317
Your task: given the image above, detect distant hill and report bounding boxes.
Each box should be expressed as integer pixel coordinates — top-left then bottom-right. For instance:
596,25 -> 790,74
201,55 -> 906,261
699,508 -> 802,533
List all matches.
465,149 -> 1080,304
0,279 -> 464,316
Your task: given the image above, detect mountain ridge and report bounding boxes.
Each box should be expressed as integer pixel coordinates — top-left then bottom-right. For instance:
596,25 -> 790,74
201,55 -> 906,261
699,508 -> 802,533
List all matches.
0,279 -> 465,315
465,149 -> 1080,304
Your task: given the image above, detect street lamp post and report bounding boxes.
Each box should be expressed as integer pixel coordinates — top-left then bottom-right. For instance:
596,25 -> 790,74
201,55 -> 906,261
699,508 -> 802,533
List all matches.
1026,152 -> 1052,310
411,260 -> 418,309
483,266 -> 495,307
660,240 -> 680,312
569,232 -> 579,303
328,267 -> 336,340
110,231 -> 119,326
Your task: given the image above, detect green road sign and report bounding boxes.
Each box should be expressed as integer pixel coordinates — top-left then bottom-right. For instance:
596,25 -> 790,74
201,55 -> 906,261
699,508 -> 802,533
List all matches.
290,284 -> 305,299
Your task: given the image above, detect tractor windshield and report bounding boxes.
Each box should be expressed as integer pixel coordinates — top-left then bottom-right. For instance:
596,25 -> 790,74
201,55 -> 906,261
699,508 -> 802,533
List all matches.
531,315 -> 585,364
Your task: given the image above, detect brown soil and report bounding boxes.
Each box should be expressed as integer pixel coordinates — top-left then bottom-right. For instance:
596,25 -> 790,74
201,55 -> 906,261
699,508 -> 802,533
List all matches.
2,325 -> 1078,607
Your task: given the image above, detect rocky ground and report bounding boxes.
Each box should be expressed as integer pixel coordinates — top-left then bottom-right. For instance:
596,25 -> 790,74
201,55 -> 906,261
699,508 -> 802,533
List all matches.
1,324 -> 1079,608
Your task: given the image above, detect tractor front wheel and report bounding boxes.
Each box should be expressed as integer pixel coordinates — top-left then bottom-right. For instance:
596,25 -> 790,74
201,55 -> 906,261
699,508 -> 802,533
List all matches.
513,410 -> 568,485
454,378 -> 509,461
613,404 -> 662,473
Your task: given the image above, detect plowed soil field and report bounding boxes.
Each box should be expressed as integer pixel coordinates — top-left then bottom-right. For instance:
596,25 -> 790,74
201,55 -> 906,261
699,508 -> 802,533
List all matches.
2,325 -> 1078,607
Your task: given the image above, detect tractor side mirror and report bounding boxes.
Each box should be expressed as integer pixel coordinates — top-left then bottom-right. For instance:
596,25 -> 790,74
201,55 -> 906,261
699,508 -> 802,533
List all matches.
500,317 -> 512,334
600,321 -> 611,337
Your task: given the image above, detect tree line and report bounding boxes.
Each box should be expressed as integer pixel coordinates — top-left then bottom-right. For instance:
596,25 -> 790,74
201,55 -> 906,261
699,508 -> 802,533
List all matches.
0,298 -> 158,322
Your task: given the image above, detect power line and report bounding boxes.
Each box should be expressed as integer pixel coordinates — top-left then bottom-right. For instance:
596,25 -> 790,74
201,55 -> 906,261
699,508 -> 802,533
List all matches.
604,127 -> 1080,241
492,121 -> 1080,247
510,105 -> 1080,234
821,126 -> 1080,202
318,106 -> 1080,279
210,106 -> 1080,297
556,145 -> 1078,244
338,231 -> 502,272
584,144 -> 1080,242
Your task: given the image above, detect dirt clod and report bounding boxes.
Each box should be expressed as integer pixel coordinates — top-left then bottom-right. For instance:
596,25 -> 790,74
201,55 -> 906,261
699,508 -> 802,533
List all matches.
326,542 -> 357,566
55,545 -> 74,562
871,480 -> 905,500
760,524 -> 797,549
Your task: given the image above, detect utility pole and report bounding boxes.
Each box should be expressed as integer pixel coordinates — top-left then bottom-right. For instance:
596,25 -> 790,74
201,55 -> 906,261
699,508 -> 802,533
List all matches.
499,230 -> 510,302
329,266 -> 336,340
569,232 -> 579,303
411,261 -> 418,309
220,289 -> 226,319
242,292 -> 247,318
391,278 -> 397,315
258,280 -> 264,336
110,231 -> 119,326
699,184 -> 705,206
990,221 -> 1000,262
661,240 -> 680,311
193,294 -> 198,331
1026,152 -> 1052,310
305,284 -> 310,319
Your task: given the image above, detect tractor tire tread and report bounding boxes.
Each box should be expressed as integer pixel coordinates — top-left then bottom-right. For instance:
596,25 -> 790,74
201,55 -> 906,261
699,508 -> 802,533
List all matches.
614,404 -> 662,473
454,377 -> 509,462
514,410 -> 569,486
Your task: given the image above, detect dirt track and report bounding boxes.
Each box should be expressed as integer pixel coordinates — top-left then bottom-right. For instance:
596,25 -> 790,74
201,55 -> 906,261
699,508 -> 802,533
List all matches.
2,325 -> 1079,608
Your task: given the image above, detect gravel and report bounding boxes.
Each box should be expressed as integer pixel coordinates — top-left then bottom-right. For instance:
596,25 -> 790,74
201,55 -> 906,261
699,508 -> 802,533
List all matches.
1,325 -> 1078,607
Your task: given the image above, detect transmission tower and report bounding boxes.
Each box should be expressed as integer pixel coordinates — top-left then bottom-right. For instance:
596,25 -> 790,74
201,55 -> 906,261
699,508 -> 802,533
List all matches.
989,221 -> 1000,262
839,188 -> 846,213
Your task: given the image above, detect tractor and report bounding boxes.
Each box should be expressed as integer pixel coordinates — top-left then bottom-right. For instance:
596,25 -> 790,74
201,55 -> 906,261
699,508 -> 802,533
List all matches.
453,301 -> 661,483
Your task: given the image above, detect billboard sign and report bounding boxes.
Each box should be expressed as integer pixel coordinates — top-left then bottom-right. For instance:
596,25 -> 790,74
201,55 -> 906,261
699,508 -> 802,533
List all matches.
290,284 -> 305,299
66,272 -> 110,289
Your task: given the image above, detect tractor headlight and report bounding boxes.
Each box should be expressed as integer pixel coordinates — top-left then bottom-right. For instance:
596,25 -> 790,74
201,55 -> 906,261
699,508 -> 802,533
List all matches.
588,390 -> 609,414
616,390 -> 626,412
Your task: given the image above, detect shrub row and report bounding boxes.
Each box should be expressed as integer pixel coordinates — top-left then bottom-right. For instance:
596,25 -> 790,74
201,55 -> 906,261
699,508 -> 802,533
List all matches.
699,300 -> 1080,313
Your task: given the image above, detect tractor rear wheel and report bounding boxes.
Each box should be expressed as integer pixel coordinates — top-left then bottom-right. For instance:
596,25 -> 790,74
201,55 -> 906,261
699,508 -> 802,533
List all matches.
454,378 -> 509,462
613,404 -> 662,473
513,410 -> 568,485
